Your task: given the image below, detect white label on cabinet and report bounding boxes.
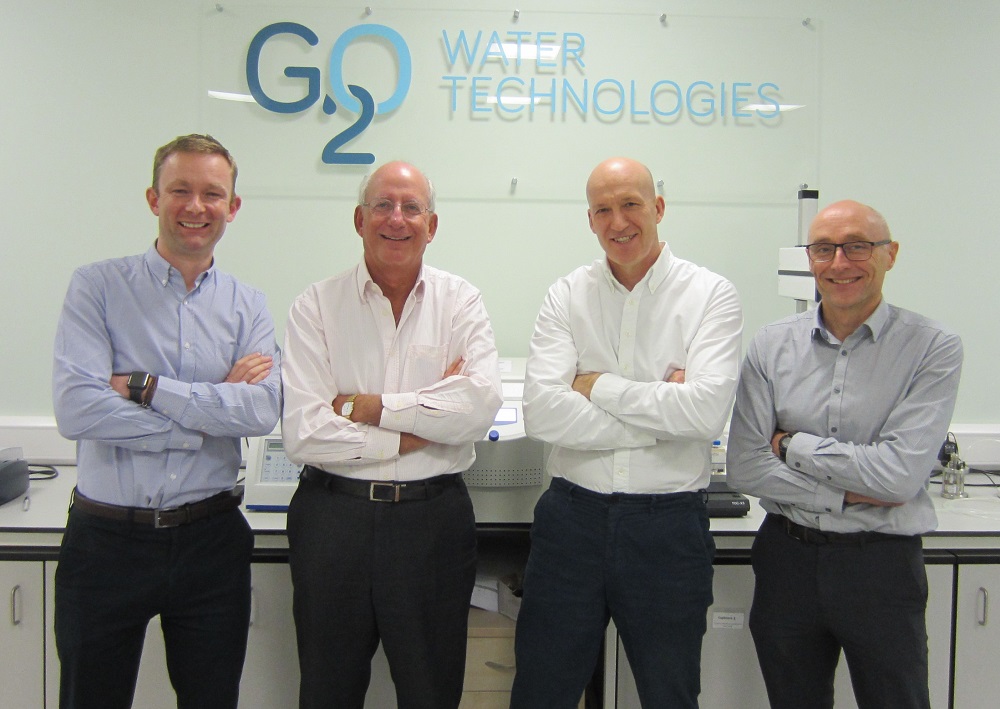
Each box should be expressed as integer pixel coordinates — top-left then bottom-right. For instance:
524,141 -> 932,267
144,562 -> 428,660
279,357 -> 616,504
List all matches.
711,611 -> 746,630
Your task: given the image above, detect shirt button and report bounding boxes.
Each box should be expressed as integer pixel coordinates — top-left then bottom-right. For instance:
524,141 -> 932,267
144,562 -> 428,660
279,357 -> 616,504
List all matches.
834,388 -> 841,394
184,343 -> 191,350
182,443 -> 190,449
170,474 -> 177,480
841,350 -> 848,356
831,427 -> 838,433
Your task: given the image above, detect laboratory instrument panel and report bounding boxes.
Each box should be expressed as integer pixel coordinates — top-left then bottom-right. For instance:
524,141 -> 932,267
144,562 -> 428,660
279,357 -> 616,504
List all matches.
243,358 -> 548,524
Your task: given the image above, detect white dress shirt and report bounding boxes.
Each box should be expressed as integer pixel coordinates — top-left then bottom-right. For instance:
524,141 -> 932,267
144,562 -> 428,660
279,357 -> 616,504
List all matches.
524,243 -> 743,494
281,261 -> 503,482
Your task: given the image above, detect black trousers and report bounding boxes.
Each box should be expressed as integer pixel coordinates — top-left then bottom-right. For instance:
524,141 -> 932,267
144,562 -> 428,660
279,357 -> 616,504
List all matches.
749,513 -> 930,709
287,473 -> 477,709
55,505 -> 254,709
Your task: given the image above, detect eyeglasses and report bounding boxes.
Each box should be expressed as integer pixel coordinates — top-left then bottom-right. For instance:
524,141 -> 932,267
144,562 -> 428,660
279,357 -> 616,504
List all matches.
799,239 -> 891,262
362,199 -> 431,219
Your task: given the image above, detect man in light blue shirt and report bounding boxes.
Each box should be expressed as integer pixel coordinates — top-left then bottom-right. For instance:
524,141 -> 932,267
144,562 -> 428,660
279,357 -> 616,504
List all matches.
727,200 -> 963,709
52,134 -> 281,709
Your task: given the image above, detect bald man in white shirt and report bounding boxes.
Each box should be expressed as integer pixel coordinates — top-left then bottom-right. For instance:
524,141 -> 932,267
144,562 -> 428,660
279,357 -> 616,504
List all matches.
510,157 -> 744,708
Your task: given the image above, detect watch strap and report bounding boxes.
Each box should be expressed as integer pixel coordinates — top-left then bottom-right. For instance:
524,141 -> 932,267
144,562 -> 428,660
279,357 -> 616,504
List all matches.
778,433 -> 794,462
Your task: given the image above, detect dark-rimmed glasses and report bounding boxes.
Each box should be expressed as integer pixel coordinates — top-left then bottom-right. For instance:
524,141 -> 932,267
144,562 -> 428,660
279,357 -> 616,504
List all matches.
799,239 -> 891,262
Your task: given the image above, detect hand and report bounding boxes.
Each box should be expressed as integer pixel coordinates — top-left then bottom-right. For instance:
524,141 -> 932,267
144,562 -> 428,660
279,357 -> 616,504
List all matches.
226,353 -> 273,385
844,490 -> 905,508
572,372 -> 603,400
399,432 -> 432,455
443,356 -> 465,378
667,369 -> 685,384
109,374 -> 130,398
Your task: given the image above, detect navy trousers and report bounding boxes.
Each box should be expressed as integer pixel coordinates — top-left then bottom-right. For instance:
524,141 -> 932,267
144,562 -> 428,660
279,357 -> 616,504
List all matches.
55,505 -> 254,709
511,477 -> 715,708
749,513 -> 930,709
287,473 -> 477,709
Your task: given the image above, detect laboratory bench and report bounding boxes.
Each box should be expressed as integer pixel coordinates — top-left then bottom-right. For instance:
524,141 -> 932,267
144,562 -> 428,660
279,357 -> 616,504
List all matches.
2,470 -> 1000,708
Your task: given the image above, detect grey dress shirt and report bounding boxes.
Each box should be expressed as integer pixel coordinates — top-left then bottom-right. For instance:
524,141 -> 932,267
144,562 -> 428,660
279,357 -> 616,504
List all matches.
726,300 -> 963,536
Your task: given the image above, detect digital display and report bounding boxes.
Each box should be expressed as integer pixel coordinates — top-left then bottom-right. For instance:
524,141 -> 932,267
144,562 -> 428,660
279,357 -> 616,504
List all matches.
495,407 -> 517,424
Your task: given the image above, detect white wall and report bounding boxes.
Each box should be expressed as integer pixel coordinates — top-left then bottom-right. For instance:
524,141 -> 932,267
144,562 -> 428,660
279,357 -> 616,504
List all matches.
1,0 -> 997,422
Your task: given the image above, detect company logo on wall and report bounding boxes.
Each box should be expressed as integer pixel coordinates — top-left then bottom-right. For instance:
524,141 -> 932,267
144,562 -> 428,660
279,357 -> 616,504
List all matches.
246,22 -> 410,166
242,19 -> 799,167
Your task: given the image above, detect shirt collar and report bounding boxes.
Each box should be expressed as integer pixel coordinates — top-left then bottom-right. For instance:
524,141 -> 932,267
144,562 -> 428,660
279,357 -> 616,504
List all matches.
144,243 -> 215,291
600,242 -> 672,294
356,260 -> 426,301
812,298 -> 889,343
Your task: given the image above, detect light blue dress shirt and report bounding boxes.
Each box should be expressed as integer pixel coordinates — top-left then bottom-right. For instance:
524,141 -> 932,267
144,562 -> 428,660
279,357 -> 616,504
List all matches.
727,300 -> 963,536
53,245 -> 282,508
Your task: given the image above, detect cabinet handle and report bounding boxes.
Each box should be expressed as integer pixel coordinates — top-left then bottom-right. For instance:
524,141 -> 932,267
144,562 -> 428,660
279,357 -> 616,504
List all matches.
484,661 -> 516,673
978,587 -> 989,626
10,584 -> 22,626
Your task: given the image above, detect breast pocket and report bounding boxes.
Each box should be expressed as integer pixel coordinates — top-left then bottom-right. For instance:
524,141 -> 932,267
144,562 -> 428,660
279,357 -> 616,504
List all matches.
401,344 -> 448,391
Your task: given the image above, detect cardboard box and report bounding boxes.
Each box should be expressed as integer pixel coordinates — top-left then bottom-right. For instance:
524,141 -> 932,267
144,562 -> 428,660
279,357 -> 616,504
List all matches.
498,573 -> 523,622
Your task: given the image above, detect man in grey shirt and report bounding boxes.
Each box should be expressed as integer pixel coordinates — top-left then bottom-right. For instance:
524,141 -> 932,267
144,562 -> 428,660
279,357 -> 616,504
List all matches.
727,200 -> 963,709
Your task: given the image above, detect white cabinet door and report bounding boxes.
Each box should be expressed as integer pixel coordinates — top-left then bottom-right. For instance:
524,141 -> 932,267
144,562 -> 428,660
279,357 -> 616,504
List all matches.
954,564 -> 1000,709
0,560 -> 45,709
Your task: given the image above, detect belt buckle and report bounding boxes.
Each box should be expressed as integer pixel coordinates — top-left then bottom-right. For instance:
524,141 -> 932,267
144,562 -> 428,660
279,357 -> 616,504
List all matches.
153,507 -> 181,528
369,482 -> 400,503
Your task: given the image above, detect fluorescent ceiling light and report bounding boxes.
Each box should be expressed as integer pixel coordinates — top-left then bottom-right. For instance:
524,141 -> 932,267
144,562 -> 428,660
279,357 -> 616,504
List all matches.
742,103 -> 804,112
207,90 -> 256,102
485,95 -> 547,106
500,42 -> 560,61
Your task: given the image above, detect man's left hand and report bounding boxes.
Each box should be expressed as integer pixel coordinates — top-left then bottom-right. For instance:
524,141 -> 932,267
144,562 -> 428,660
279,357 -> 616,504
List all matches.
226,352 -> 273,384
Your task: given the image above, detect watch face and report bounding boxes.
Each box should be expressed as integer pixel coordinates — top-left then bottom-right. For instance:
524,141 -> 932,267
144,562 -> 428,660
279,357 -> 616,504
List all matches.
343,401 -> 354,416
127,372 -> 150,390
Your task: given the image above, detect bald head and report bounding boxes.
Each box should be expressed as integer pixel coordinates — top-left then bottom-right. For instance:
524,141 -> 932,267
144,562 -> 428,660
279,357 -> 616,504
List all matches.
586,157 -> 657,207
809,200 -> 891,244
359,161 -> 436,213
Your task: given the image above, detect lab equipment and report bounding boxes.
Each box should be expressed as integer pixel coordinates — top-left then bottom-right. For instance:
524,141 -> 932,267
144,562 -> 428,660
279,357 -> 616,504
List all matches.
941,452 -> 969,499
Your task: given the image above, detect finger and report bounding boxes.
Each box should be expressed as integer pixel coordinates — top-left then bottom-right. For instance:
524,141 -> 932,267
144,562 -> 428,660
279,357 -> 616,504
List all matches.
226,354 -> 272,383
245,366 -> 272,385
444,356 -> 464,378
239,361 -> 273,384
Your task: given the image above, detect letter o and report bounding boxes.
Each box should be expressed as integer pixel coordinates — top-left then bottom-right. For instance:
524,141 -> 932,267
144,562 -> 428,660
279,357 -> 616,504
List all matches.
329,24 -> 412,114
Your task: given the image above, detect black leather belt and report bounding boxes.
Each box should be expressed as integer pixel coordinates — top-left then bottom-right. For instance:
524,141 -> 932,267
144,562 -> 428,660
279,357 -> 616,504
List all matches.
71,487 -> 243,528
301,465 -> 460,503
774,514 -> 907,546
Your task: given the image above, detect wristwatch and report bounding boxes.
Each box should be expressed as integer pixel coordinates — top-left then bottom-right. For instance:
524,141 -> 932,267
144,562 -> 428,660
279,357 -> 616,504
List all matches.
342,394 -> 358,421
777,433 -> 794,462
127,371 -> 153,407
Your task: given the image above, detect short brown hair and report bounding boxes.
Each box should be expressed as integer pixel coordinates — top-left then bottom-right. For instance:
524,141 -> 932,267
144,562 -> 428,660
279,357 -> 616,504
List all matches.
151,134 -> 238,194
